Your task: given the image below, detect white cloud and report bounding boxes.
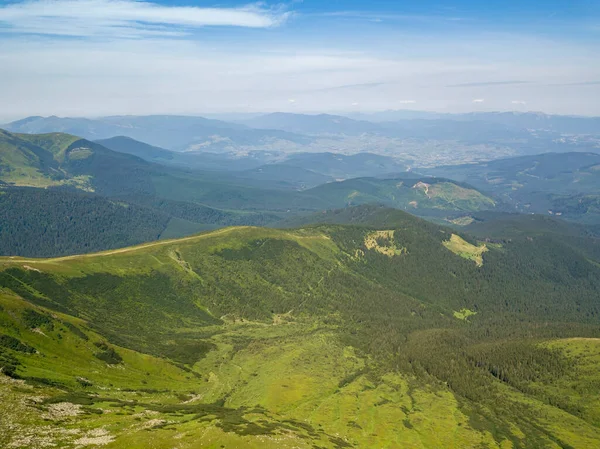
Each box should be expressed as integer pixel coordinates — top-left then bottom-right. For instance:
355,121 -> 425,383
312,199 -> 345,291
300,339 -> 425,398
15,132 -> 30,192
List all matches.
288,99 -> 296,103
511,100 -> 527,105
0,12 -> 599,116
472,98 -> 485,103
0,0 -> 290,38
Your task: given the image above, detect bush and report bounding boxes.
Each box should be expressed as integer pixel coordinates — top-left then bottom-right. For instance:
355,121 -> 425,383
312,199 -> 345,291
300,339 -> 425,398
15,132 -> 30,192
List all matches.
22,309 -> 53,330
94,343 -> 123,365
0,334 -> 36,353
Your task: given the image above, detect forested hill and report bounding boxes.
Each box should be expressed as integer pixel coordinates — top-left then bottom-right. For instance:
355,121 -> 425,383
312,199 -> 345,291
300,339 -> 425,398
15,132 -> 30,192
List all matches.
0,187 -> 169,257
0,187 -> 280,257
1,211 -> 600,447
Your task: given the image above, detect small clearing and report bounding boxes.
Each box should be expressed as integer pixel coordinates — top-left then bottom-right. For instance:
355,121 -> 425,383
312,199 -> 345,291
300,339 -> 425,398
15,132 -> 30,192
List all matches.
453,308 -> 477,321
443,234 -> 488,267
364,230 -> 407,257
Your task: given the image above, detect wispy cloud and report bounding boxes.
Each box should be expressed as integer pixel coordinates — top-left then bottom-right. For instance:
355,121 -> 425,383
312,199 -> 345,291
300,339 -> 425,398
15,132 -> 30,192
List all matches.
551,80 -> 600,86
311,82 -> 386,92
399,100 -> 417,104
472,98 -> 485,103
316,11 -> 465,23
0,0 -> 290,38
447,80 -> 531,88
511,100 -> 527,105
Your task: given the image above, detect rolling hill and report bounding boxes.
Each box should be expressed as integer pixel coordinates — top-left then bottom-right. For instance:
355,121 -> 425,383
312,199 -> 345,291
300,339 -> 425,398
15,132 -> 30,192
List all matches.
1,207 -> 600,447
96,136 -> 274,172
281,151 -> 407,179
96,136 -> 409,182
302,176 -> 497,217
425,152 -> 600,222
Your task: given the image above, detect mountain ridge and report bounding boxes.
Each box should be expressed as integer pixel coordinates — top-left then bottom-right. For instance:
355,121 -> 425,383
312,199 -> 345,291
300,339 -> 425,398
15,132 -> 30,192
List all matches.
1,208 -> 600,447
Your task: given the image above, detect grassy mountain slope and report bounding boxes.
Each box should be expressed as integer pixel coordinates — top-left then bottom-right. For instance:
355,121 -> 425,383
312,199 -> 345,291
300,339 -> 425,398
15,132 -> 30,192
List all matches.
0,129 -> 311,205
426,152 -> 600,222
0,129 -> 69,187
0,132 -> 290,255
1,210 -> 600,447
303,176 -> 497,216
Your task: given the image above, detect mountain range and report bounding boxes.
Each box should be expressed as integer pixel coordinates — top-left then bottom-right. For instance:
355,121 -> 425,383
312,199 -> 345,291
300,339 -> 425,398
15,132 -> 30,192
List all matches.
4,111 -> 599,159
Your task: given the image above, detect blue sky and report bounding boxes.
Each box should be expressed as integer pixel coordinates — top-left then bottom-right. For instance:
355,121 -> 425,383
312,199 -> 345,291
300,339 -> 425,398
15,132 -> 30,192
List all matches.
0,0 -> 599,119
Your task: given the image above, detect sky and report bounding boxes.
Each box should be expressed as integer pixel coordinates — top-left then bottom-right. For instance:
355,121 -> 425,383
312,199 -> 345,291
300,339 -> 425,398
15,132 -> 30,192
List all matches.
0,0 -> 599,120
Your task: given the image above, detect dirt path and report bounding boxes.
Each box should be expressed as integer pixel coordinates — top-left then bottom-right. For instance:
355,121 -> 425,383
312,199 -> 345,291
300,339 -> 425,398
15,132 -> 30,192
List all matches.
0,227 -> 246,265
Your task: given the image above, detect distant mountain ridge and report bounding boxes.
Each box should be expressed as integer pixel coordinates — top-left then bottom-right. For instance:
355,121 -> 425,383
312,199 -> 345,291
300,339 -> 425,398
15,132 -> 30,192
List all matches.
4,115 -> 309,151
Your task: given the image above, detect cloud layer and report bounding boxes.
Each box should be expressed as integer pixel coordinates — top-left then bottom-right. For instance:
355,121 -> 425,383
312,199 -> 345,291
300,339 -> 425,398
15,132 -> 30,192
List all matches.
0,0 -> 289,38
0,1 -> 599,118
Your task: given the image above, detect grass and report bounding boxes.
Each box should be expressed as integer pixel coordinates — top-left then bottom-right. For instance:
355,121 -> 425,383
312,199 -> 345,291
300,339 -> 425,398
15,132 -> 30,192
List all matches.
363,230 -> 408,257
428,182 -> 496,209
1,222 -> 600,448
537,338 -> 600,427
454,308 -> 478,321
442,234 -> 489,266
447,216 -> 476,226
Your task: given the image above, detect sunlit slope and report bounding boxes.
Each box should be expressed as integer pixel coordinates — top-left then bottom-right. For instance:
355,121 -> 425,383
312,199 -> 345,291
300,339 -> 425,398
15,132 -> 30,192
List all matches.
304,176 -> 497,215
1,217 -> 600,448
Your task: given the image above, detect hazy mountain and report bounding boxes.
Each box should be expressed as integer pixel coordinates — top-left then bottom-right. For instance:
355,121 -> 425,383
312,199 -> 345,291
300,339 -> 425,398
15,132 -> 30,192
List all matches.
236,164 -> 333,189
347,110 -> 600,135
242,112 -> 383,135
243,112 -> 537,143
4,115 -> 310,151
96,137 -> 408,180
454,111 -> 600,135
96,136 -> 275,171
345,109 -> 443,122
281,152 -> 407,179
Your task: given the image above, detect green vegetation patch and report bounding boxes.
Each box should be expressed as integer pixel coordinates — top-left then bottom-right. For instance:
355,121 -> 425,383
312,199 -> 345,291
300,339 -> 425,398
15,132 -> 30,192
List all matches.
363,230 -> 407,257
0,334 -> 36,353
93,342 -> 123,365
442,234 -> 488,266
453,308 -> 477,321
22,309 -> 54,330
448,216 -> 475,226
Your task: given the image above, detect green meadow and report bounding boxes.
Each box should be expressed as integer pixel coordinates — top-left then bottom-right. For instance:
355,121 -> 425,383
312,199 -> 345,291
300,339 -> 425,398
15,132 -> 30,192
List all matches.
1,212 -> 600,448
